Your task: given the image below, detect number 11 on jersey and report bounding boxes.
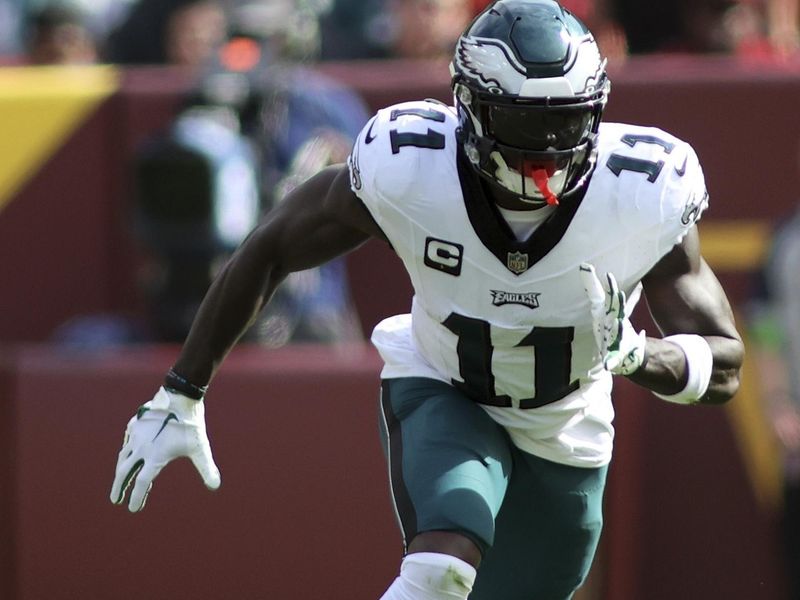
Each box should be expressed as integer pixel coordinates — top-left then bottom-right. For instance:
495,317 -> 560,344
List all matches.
443,312 -> 579,409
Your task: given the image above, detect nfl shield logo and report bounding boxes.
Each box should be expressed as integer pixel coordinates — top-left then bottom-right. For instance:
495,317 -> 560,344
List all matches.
507,251 -> 529,274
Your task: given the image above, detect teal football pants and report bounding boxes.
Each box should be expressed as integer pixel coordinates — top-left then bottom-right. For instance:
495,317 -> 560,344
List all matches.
379,377 -> 607,600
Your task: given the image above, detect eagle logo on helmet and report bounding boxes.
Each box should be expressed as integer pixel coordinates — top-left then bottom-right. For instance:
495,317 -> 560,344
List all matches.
455,36 -> 527,95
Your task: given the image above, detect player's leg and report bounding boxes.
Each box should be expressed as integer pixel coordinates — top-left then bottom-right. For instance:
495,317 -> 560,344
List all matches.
377,377 -> 513,599
378,551 -> 478,600
470,449 -> 608,600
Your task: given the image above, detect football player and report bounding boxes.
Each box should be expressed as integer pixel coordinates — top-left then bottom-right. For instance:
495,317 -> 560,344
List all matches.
110,1 -> 745,598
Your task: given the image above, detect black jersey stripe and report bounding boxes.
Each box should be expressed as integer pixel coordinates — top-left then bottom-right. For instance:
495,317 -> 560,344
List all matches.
380,380 -> 418,552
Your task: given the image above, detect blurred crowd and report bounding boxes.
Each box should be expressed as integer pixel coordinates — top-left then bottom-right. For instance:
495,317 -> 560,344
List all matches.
0,0 -> 798,69
3,0 -> 799,348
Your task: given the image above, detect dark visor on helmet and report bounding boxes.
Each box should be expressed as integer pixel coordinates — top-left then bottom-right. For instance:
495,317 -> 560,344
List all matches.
485,104 -> 594,151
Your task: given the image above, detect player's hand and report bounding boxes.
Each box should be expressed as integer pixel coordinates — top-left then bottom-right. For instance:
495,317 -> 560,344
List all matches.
580,263 -> 647,375
110,387 -> 221,512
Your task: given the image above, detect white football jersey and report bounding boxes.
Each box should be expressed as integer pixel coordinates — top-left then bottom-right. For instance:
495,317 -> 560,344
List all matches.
348,100 -> 708,467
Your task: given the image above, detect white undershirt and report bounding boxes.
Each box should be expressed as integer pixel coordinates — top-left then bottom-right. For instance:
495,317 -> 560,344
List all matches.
496,205 -> 556,241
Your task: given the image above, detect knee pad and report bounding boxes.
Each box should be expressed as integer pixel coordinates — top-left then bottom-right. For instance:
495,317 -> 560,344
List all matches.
380,552 -> 477,600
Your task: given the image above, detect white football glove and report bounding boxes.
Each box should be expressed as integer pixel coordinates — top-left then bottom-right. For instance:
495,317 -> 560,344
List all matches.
580,263 -> 647,376
110,386 -> 221,512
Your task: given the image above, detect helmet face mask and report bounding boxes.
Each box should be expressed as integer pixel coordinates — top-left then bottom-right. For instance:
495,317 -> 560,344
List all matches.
488,140 -> 589,200
451,0 -> 610,206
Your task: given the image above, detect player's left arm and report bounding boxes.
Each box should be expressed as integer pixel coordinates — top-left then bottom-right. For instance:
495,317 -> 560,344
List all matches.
631,225 -> 745,404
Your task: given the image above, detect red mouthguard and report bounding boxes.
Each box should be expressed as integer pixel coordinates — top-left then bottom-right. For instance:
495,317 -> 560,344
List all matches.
530,168 -> 559,206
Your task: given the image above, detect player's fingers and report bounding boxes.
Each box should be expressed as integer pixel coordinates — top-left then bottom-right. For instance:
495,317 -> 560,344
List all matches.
604,272 -> 620,314
118,429 -> 131,453
127,462 -> 164,512
579,263 -> 606,304
110,457 -> 144,505
606,272 -> 629,318
190,445 -> 221,490
607,318 -> 624,351
604,354 -> 621,372
115,416 -> 139,453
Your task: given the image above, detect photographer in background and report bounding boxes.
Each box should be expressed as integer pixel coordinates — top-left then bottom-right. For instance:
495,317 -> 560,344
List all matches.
133,0 -> 369,346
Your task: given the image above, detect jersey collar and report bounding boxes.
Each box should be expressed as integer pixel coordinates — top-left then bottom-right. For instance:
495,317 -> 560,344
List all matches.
456,146 -> 589,275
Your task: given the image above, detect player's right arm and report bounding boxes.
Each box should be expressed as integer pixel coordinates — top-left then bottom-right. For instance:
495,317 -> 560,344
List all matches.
110,163 -> 383,512
172,164 -> 382,385
582,126 -> 743,405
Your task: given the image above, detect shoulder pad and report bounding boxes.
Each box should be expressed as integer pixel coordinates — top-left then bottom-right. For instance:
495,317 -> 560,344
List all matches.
347,100 -> 457,222
596,123 -> 708,248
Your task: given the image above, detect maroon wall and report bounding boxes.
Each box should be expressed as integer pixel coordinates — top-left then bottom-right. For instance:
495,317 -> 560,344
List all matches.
604,379 -> 786,600
0,344 -> 399,600
0,345 -> 786,599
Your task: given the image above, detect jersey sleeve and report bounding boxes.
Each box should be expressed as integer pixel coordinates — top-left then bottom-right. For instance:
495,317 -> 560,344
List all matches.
598,124 -> 709,259
346,100 -> 454,230
654,138 -> 709,256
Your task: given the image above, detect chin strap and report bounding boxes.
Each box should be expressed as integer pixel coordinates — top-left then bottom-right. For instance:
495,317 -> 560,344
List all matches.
530,167 -> 559,206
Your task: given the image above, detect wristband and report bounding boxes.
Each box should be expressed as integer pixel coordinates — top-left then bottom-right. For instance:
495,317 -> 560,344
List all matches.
653,334 -> 713,405
164,368 -> 208,401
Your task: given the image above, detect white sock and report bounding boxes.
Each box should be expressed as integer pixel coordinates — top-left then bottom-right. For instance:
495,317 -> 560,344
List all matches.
379,552 -> 477,600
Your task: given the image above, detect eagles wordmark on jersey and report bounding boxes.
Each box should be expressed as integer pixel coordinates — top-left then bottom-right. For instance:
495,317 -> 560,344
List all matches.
349,99 -> 708,468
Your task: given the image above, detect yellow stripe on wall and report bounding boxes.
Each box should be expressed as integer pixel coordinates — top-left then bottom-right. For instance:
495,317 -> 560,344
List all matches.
698,226 -> 781,509
726,328 -> 784,512
699,220 -> 771,271
0,65 -> 119,213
